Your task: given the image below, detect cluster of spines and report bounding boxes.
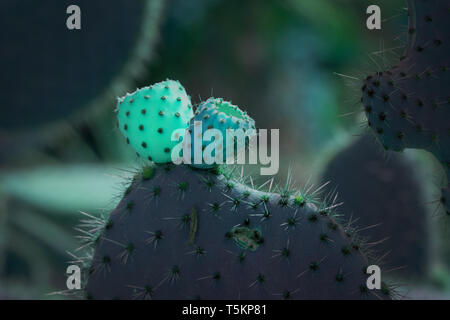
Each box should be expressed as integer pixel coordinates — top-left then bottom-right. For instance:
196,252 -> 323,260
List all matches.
116,79 -> 193,163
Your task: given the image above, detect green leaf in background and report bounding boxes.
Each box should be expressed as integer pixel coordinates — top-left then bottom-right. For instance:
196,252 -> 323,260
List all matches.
0,164 -> 134,216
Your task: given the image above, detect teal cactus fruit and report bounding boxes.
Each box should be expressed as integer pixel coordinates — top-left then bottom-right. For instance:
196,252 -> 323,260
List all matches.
361,0 -> 450,215
116,80 -> 194,163
84,163 -> 391,300
185,98 -> 256,169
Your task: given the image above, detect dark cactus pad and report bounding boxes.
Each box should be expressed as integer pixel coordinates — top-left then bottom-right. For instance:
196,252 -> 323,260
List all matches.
361,0 -> 450,215
320,135 -> 430,279
85,164 -> 390,299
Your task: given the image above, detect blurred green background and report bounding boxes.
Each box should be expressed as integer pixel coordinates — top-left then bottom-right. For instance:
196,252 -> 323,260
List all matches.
0,0 -> 449,299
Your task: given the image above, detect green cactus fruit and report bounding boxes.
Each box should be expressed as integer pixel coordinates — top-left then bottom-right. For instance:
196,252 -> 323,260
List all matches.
116,80 -> 194,163
185,97 -> 256,169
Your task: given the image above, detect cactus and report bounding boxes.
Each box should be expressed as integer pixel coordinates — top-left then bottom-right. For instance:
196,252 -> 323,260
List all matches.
361,0 -> 450,215
320,135 -> 430,279
116,80 -> 194,163
186,98 -> 256,169
84,163 -> 391,299
76,81 -> 394,300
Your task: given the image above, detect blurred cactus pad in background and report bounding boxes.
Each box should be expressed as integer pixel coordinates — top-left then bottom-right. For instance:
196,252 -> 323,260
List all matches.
1,0 -> 450,299
0,0 -> 164,164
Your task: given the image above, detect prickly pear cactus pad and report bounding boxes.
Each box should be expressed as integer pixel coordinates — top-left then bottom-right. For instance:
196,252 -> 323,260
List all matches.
84,164 -> 391,299
185,98 -> 256,168
320,136 -> 429,279
361,0 -> 450,214
116,80 -> 194,163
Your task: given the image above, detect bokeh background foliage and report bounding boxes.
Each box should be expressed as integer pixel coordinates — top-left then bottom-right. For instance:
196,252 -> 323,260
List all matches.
0,0 -> 449,298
